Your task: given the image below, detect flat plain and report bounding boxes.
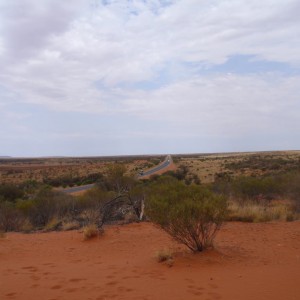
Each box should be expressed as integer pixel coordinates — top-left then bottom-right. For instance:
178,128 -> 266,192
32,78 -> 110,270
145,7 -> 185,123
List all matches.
1,150 -> 299,185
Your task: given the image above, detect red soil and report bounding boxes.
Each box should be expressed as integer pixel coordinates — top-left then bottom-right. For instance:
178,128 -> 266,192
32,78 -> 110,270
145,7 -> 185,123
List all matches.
1,221 -> 300,300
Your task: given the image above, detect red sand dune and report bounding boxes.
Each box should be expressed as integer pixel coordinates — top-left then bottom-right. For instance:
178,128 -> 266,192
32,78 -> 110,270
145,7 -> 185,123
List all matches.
1,221 -> 300,300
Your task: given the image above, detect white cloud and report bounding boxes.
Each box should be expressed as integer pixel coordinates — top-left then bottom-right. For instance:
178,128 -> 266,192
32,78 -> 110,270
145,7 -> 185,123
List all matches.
0,0 -> 88,61
122,74 -> 300,135
0,0 -> 300,154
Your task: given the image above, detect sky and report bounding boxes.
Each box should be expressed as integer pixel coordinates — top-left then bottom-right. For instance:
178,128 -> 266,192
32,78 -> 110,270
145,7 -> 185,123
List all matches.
0,0 -> 300,157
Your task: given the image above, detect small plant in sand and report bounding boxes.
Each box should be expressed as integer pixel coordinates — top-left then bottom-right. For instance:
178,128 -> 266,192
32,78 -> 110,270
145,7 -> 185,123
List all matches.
155,249 -> 174,266
0,231 -> 6,238
83,224 -> 102,240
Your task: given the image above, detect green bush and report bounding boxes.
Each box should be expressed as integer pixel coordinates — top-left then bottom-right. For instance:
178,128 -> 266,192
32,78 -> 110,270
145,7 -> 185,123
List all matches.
0,184 -> 24,202
27,187 -> 75,227
147,178 -> 228,252
0,201 -> 24,231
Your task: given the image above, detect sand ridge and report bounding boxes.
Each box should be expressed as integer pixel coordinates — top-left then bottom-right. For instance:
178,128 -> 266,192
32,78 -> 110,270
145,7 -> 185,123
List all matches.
1,221 -> 300,300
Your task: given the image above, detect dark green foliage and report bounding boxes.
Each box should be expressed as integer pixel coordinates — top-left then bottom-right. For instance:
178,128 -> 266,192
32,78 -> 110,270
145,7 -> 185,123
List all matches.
105,164 -> 135,194
158,165 -> 201,185
0,184 -> 26,231
0,184 -> 24,202
44,173 -> 105,187
26,187 -> 75,227
147,177 -> 228,252
149,158 -> 161,166
278,171 -> 300,212
0,201 -> 24,231
231,176 -> 278,200
76,187 -> 114,226
173,165 -> 188,180
213,170 -> 300,205
0,163 -> 146,232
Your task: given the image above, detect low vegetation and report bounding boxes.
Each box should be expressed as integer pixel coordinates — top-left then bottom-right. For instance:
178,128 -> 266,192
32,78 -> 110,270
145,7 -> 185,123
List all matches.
227,200 -> 296,223
212,170 -> 300,222
147,177 -> 228,252
155,248 -> 174,266
83,224 -> 101,240
0,151 -> 299,253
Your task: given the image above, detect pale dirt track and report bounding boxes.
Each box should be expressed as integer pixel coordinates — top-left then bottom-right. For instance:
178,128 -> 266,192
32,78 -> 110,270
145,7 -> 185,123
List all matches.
1,221 -> 300,300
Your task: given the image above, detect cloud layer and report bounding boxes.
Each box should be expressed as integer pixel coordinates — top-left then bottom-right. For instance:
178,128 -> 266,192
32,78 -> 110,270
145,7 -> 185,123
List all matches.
0,0 -> 299,155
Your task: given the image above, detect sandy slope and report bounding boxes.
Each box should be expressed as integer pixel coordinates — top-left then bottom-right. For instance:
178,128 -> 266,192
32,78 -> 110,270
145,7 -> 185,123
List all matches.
1,221 -> 299,300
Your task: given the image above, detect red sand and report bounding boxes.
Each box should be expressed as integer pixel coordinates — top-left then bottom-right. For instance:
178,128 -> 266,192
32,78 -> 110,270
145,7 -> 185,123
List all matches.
1,221 -> 300,300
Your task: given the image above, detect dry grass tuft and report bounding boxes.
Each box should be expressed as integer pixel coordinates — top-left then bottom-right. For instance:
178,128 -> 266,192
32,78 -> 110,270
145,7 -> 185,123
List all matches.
83,224 -> 102,240
228,200 -> 298,223
62,221 -> 81,231
155,249 -> 174,266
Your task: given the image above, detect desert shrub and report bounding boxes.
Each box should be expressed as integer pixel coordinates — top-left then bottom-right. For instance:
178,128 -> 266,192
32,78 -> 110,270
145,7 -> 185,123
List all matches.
106,164 -> 127,192
213,174 -> 284,204
147,179 -> 228,252
77,187 -> 113,210
155,249 -> 174,265
27,187 -> 75,227
0,184 -> 24,202
16,199 -> 35,215
83,224 -> 102,240
163,165 -> 188,181
231,176 -> 278,200
155,249 -> 174,267
0,201 -> 24,231
76,187 -> 114,226
161,167 -> 200,186
148,174 -> 160,181
20,180 -> 42,199
279,171 -> 300,212
192,173 -> 201,185
75,169 -> 145,228
214,170 -> 300,216
44,173 -> 105,188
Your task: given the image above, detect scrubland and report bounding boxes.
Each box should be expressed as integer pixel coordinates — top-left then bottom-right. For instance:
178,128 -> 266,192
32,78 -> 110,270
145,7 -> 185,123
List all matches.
1,151 -> 300,233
